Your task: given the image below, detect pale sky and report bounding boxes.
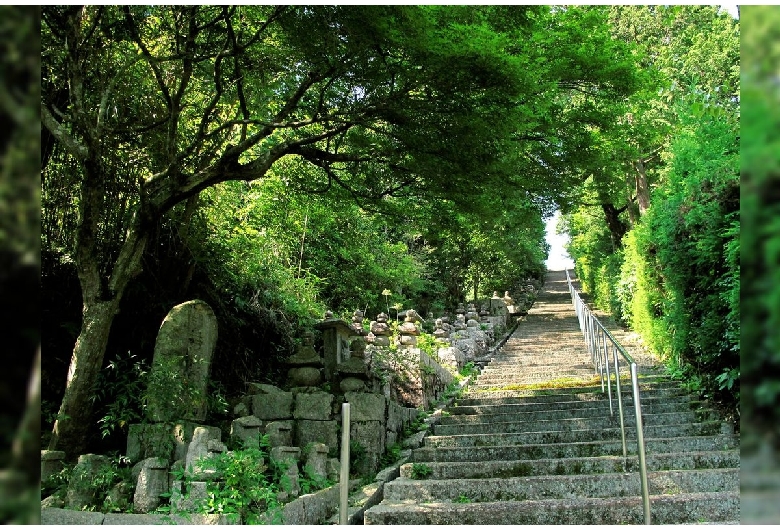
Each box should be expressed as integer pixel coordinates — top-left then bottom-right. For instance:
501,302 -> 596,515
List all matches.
544,211 -> 574,271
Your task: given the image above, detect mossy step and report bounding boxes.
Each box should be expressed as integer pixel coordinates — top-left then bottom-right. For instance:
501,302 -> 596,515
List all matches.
453,393 -> 697,411
441,405 -> 720,426
399,450 -> 740,480
383,468 -> 738,503
363,491 -> 739,525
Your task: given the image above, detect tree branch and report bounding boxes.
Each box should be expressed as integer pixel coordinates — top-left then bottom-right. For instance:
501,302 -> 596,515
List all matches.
41,105 -> 88,161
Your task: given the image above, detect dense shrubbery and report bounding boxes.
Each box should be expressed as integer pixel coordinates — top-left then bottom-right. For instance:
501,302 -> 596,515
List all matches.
620,103 -> 739,397
566,98 -> 739,415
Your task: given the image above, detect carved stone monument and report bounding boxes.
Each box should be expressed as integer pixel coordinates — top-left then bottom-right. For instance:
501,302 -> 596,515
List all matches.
146,300 -> 218,423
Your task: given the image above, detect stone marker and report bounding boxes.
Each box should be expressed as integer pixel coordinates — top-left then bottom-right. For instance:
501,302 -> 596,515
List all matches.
65,454 -> 112,509
146,300 -> 218,422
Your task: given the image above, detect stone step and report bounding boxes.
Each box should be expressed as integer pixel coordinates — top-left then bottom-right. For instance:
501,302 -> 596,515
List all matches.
441,402 -> 719,425
434,410 -> 722,435
383,468 -> 739,503
423,421 -> 725,448
412,435 -> 738,462
399,450 -> 740,479
363,491 -> 739,525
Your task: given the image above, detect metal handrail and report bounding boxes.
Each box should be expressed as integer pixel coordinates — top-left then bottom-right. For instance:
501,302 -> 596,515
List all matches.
565,269 -> 651,525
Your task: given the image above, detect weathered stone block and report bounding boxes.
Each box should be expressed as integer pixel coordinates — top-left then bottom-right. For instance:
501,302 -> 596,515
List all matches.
339,376 -> 367,393
302,442 -> 329,478
41,508 -> 105,525
350,421 -> 385,477
230,415 -> 262,449
437,346 -> 465,371
344,392 -> 387,422
271,446 -> 301,499
294,420 -> 338,455
185,426 -> 221,479
66,454 -> 112,509
266,420 -> 293,447
172,480 -> 210,513
127,422 -> 198,464
251,390 -> 293,420
294,391 -> 333,420
133,457 -> 169,513
287,366 -> 322,387
386,402 -> 403,433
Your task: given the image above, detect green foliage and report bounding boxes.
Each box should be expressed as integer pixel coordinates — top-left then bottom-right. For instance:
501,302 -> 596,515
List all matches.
40,462 -> 75,502
563,6 -> 740,419
378,443 -> 403,470
196,447 -> 280,524
410,463 -> 432,480
607,99 -> 738,412
69,455 -> 134,513
92,351 -> 148,440
299,464 -> 334,495
459,362 -> 480,380
454,494 -> 472,504
349,440 -> 368,477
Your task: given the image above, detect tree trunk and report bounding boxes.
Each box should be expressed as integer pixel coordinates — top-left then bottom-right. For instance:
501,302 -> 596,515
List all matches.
49,212 -> 149,459
601,203 -> 628,250
48,298 -> 121,458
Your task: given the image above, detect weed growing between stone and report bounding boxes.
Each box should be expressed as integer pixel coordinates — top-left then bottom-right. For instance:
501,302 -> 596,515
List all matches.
410,463 -> 432,480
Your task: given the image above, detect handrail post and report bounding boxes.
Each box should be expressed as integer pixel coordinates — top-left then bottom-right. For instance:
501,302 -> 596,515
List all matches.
631,363 -> 651,525
614,344 -> 627,459
339,402 -> 351,525
602,329 -> 613,415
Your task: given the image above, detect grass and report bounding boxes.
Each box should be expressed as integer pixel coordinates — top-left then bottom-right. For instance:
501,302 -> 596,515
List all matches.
474,374 -> 604,393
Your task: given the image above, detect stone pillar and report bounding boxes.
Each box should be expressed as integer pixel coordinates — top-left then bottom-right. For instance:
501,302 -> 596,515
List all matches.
250,383 -> 293,420
432,318 -> 450,343
314,318 -> 356,382
502,290 -> 515,313
465,303 -> 480,328
270,447 -> 301,500
265,421 -> 293,448
303,442 -> 329,479
338,335 -> 371,393
146,300 -> 218,423
41,450 -> 65,483
351,309 -> 365,335
453,313 -> 467,332
185,426 -> 222,480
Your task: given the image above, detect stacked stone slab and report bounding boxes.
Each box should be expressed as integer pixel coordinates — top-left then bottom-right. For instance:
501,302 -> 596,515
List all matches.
364,270 -> 740,525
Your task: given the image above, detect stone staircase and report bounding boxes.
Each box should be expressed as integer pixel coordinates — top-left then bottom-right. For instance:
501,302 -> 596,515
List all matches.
364,270 -> 740,525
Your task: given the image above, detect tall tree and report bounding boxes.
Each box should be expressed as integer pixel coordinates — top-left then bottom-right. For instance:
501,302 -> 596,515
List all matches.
42,5 -> 638,457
